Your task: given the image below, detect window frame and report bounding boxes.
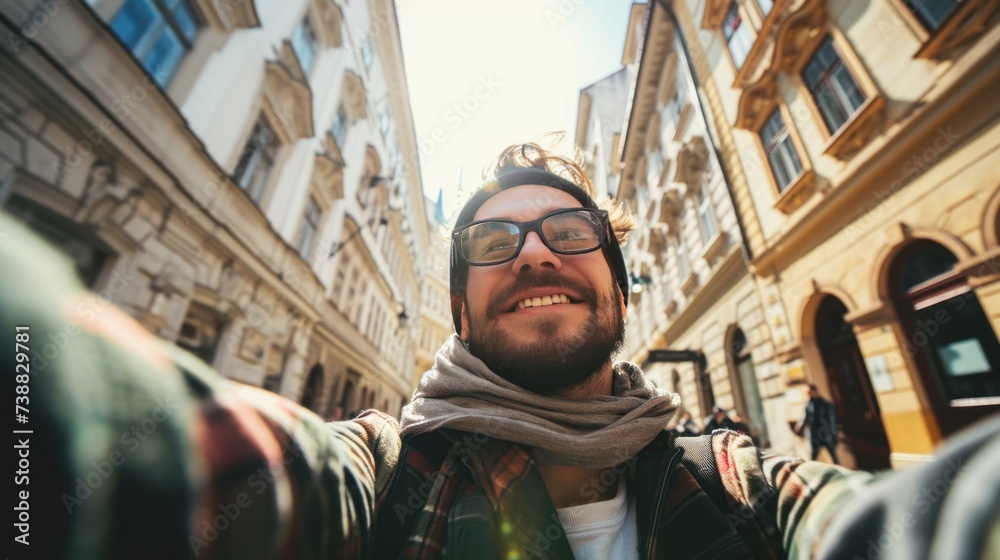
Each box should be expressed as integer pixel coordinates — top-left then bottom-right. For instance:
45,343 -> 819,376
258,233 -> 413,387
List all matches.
759,107 -> 804,193
291,15 -> 318,75
233,116 -> 280,203
331,104 -> 349,149
109,0 -> 201,86
720,1 -> 755,71
696,183 -> 718,245
361,37 -> 374,70
752,103 -> 816,213
295,195 -> 323,258
801,35 -> 867,136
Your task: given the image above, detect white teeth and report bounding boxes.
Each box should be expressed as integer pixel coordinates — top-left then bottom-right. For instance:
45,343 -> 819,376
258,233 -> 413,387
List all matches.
518,294 -> 572,309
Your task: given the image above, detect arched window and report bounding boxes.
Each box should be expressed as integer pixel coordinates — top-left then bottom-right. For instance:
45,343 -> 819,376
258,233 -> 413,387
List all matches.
891,240 -> 1000,435
727,328 -> 769,446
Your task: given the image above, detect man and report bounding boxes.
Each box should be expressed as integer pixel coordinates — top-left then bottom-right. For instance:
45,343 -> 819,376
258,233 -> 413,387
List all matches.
4,142 -> 1000,560
796,384 -> 840,465
672,411 -> 702,437
703,405 -> 738,433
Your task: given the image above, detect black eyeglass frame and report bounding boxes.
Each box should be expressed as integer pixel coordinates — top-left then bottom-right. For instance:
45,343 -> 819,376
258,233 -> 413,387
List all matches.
452,207 -> 611,266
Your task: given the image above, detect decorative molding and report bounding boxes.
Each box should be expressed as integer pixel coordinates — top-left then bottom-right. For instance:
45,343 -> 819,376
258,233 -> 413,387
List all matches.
958,247 -> 1000,288
680,271 -> 698,296
312,152 -> 344,203
341,71 -> 368,120
658,53 -> 680,106
844,299 -> 895,331
646,112 -> 662,153
701,231 -> 728,262
658,185 -> 683,233
915,0 -> 999,60
310,0 -> 344,48
734,71 -> 778,131
191,0 -> 261,31
673,135 -> 709,191
649,226 -> 669,265
821,94 -> 887,159
263,56 -> 314,143
773,168 -> 816,214
673,103 -> 693,141
701,0 -> 733,30
772,0 -> 828,73
774,340 -> 802,363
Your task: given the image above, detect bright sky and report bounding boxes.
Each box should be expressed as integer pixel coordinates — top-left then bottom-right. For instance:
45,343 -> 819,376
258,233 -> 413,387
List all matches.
397,0 -> 635,224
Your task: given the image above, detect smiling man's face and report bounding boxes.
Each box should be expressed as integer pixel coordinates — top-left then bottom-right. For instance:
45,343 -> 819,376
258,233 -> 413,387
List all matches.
459,184 -> 626,395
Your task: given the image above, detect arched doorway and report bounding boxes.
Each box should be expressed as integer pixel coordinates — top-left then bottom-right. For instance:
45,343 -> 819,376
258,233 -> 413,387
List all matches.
891,240 -> 1000,435
300,364 -> 324,412
727,328 -> 769,447
814,295 -> 891,470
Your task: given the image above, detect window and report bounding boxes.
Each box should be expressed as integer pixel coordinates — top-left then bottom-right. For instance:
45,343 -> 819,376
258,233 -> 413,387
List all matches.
697,184 -> 717,243
802,37 -> 866,134
891,241 -> 1000,435
721,2 -> 753,70
379,110 -> 391,138
331,104 -> 348,147
233,118 -> 279,202
332,254 -> 350,304
676,236 -> 690,280
347,268 -> 364,327
291,16 -> 318,73
760,109 -> 803,192
362,37 -> 374,70
905,0 -> 959,31
110,0 -> 199,86
296,196 -> 322,258
176,304 -> 223,366
757,0 -> 773,17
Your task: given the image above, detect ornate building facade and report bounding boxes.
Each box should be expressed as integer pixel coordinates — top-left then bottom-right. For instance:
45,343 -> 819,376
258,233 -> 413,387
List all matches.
0,0 -> 445,417
588,0 -> 999,468
579,1 -> 789,454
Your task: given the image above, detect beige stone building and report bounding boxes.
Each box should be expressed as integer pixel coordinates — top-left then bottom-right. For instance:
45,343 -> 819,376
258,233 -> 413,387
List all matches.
667,0 -> 1000,467
0,0 -> 446,417
579,1 -> 791,453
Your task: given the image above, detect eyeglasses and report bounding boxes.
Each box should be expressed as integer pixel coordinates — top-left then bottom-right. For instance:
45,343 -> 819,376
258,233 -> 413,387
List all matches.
453,208 -> 609,266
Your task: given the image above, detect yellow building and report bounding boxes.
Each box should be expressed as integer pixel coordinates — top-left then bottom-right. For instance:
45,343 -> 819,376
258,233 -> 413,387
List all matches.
669,0 -> 1000,467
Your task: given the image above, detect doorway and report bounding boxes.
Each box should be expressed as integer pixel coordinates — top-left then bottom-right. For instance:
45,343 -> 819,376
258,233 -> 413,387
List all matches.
815,295 -> 891,470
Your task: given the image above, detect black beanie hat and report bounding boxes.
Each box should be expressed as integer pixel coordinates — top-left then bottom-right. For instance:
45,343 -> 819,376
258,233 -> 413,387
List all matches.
449,167 -> 629,335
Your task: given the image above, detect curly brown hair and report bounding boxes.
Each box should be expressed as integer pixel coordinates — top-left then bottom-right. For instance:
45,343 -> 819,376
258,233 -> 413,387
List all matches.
485,141 -> 638,244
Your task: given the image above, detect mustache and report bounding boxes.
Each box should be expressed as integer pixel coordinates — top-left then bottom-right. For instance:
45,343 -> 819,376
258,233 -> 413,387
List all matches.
486,271 -> 598,316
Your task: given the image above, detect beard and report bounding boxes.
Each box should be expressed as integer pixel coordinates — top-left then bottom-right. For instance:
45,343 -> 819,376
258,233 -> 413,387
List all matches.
464,272 -> 626,396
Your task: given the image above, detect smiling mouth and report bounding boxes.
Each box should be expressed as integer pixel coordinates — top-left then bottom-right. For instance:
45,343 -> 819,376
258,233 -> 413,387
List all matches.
515,294 -> 572,310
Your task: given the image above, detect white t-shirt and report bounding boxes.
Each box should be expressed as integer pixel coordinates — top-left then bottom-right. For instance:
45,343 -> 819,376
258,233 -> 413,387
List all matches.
555,477 -> 639,560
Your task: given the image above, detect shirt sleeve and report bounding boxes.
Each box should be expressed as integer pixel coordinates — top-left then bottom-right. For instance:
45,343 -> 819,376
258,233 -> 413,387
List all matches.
0,215 -> 400,560
712,420 -> 1000,560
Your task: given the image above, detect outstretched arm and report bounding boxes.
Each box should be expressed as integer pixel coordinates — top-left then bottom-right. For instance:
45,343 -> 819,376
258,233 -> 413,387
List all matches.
712,421 -> 1000,559
1,215 -> 399,559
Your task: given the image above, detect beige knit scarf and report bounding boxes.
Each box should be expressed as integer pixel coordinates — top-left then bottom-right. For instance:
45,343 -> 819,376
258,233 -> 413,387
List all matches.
399,335 -> 680,469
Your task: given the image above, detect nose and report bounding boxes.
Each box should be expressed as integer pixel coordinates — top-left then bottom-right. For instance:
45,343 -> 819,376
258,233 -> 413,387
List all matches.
511,231 -> 561,275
